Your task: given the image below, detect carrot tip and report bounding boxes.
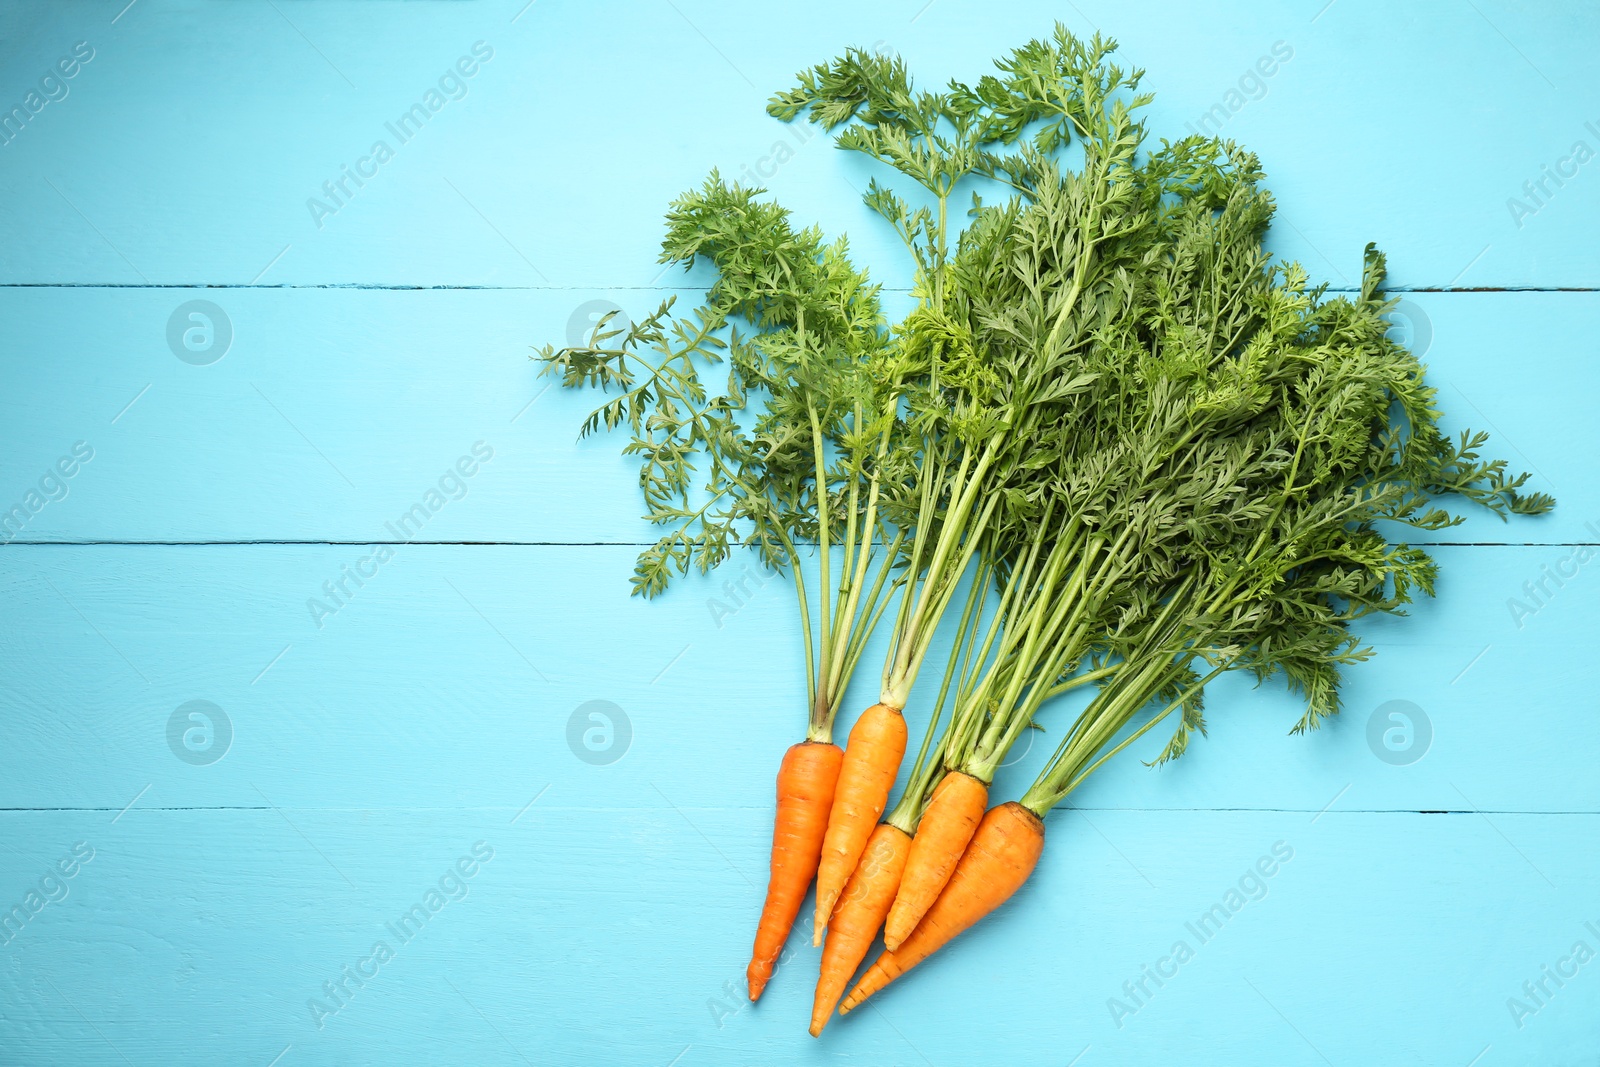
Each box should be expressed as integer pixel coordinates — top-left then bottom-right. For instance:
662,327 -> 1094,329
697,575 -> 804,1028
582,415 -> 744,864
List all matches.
811,905 -> 832,946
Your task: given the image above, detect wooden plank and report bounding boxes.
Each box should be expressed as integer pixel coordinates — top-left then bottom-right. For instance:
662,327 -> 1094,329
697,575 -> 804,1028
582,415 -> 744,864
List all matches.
0,543 -> 1593,813
0,1 -> 1595,288
0,806 -> 1594,1064
0,288 -> 1586,543
3,3 -> 1595,1063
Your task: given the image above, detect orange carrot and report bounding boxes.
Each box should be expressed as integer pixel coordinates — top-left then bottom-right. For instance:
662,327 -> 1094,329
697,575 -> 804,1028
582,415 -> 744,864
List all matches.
812,703 -> 907,943
883,769 -> 988,950
840,801 -> 1043,1012
747,740 -> 844,1000
809,822 -> 910,1036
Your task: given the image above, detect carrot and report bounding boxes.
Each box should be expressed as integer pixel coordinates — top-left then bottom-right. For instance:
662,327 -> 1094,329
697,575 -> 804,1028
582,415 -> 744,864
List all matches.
747,740 -> 844,1000
840,801 -> 1043,1013
882,769 -> 988,950
809,822 -> 910,1035
812,703 -> 907,943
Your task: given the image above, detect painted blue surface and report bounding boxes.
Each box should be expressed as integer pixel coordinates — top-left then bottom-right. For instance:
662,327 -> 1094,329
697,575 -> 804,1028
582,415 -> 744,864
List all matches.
0,3 -> 1596,1065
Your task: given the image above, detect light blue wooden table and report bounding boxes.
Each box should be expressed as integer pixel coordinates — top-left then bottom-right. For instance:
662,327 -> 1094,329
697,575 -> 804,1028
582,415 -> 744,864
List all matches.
2,2 -> 1596,1064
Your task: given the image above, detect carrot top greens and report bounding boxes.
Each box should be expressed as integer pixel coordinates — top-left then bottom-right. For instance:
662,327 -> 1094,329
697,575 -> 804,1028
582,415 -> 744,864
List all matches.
766,24 -> 1551,823
769,29 -> 1186,715
539,20 -> 1551,798
542,24 -> 1555,1029
537,179 -> 908,739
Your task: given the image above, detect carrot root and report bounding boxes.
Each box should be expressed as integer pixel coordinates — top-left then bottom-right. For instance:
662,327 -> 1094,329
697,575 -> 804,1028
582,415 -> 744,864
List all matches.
746,740 -> 844,1001
883,770 -> 988,951
809,823 -> 910,1036
812,704 -> 907,944
840,801 -> 1043,1013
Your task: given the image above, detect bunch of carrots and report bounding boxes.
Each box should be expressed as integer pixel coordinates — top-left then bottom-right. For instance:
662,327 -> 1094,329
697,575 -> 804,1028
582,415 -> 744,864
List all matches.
538,26 -> 1552,1035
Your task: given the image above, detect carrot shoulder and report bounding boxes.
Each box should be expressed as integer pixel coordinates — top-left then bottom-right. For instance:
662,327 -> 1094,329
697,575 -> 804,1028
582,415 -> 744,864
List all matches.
841,801 -> 1043,1012
809,822 -> 910,1036
883,770 -> 988,951
747,740 -> 844,1000
811,704 -> 907,944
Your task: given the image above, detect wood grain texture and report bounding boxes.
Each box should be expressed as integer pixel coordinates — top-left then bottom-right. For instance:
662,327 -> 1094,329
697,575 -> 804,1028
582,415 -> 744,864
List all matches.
0,1 -> 1595,288
2,809 -> 1598,1065
0,289 -> 1585,544
0,545 -> 1593,814
2,1 -> 1596,1064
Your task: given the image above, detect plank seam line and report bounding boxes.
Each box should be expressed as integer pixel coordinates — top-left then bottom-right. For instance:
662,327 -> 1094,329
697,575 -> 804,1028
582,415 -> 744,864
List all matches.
1,806 -> 1596,816
2,539 -> 1587,548
0,283 -> 1596,293
1,540 -> 654,547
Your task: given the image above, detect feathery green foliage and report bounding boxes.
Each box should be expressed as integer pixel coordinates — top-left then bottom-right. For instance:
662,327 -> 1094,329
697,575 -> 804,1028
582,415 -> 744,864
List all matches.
765,24 -> 1552,826
536,175 -> 906,736
538,21 -> 1552,802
